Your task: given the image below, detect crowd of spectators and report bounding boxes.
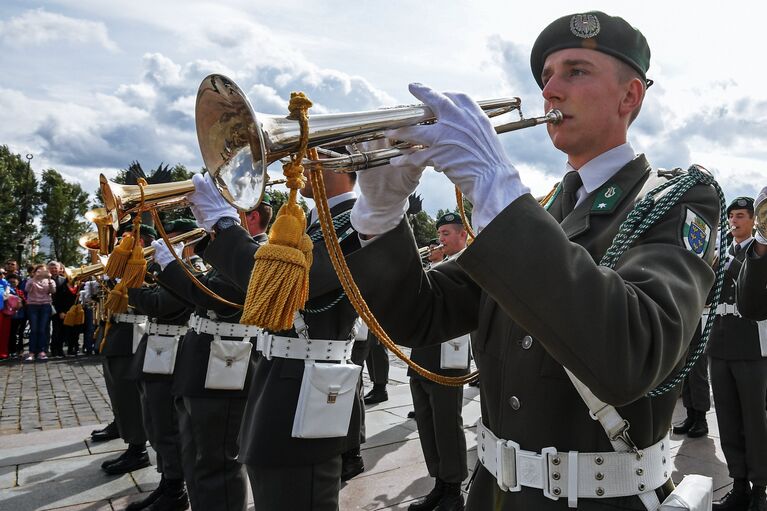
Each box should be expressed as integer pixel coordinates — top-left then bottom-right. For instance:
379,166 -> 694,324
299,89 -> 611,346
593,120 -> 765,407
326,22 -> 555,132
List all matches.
0,259 -> 93,362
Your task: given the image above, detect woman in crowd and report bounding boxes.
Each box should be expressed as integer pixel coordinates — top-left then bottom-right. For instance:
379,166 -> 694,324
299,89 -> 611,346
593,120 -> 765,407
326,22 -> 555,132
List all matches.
7,274 -> 27,358
24,264 -> 56,361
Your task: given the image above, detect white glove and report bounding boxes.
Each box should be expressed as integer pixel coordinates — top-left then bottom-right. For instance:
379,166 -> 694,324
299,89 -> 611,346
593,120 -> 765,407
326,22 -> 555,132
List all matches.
389,83 -> 529,232
756,186 -> 767,246
187,173 -> 240,232
350,138 -> 425,236
152,240 -> 184,271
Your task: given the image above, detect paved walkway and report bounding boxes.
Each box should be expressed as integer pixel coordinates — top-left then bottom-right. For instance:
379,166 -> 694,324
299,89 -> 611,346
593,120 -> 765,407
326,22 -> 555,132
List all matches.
0,355 -> 734,510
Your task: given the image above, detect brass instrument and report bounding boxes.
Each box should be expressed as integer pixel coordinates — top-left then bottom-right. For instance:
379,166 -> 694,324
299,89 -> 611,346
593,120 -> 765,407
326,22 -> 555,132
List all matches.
756,194 -> 767,239
66,228 -> 207,285
194,74 -> 558,210
83,208 -> 120,255
99,175 -> 288,229
418,243 -> 445,258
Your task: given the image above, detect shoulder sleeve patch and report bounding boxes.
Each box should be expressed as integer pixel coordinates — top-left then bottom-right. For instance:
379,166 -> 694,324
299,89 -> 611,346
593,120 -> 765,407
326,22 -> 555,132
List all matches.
682,208 -> 712,257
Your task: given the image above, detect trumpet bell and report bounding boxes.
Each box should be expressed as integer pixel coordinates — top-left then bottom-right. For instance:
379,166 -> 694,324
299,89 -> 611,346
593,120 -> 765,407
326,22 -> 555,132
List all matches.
756,194 -> 767,239
83,208 -> 119,255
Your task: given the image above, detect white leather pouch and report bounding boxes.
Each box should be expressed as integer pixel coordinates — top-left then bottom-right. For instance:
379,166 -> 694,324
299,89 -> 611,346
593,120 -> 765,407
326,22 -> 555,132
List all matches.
204,337 -> 253,390
660,474 -> 712,511
132,320 -> 148,354
440,334 -> 470,370
142,334 -> 179,375
292,361 -> 362,439
757,320 -> 767,357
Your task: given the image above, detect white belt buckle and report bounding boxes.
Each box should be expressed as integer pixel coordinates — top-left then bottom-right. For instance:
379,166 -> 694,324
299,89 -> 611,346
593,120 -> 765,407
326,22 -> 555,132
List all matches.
494,439 -> 519,492
541,447 -> 560,501
261,333 -> 274,360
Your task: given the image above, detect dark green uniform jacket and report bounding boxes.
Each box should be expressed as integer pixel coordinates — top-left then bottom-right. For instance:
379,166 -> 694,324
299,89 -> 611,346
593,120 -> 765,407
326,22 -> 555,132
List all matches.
157,235 -> 265,398
349,156 -> 719,510
738,244 -> 767,321
204,199 -> 363,468
710,240 -> 763,359
127,283 -> 193,382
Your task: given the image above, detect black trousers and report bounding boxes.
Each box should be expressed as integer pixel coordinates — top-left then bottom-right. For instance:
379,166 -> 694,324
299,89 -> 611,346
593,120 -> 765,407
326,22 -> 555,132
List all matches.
176,395 -> 247,511
365,334 -> 389,385
247,455 -> 342,511
138,380 -> 183,480
681,352 -> 710,412
50,315 -> 64,355
711,356 -> 767,485
103,357 -> 147,445
9,317 -> 26,354
410,378 -> 468,483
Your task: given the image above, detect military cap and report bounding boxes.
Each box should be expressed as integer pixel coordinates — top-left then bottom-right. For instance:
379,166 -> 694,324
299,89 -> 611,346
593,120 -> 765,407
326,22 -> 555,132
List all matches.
726,196 -> 754,214
436,213 -> 462,229
117,222 -> 157,240
530,11 -> 651,89
163,218 -> 199,234
261,192 -> 272,207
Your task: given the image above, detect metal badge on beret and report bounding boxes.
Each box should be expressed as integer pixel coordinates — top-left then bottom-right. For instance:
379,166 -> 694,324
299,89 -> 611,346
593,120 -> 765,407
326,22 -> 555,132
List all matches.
570,13 -> 601,38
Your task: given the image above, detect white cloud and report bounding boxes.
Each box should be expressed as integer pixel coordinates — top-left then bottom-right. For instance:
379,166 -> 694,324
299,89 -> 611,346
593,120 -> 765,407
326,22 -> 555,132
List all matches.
0,8 -> 117,51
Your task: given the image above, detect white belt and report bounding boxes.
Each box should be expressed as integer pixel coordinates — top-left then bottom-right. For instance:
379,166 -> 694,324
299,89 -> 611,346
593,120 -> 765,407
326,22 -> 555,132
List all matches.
113,313 -> 149,325
189,314 -> 262,339
715,303 -> 740,317
256,333 -> 354,362
148,323 -> 188,337
476,420 -> 669,502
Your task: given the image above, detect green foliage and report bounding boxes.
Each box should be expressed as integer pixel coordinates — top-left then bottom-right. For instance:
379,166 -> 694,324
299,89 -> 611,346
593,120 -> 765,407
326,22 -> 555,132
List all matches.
40,169 -> 90,265
0,146 -> 40,264
265,189 -> 309,230
409,211 -> 437,247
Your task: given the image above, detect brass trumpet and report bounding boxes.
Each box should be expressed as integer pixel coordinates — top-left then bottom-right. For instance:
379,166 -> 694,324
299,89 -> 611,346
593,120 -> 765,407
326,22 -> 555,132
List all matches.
194,74 -> 560,210
756,194 -> 767,239
66,228 -> 207,285
83,208 -> 120,255
418,243 -> 445,258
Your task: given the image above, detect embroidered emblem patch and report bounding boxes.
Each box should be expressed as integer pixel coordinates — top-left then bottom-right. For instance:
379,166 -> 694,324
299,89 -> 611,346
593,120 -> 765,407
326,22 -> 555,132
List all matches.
590,184 -> 623,213
570,13 -> 601,39
682,209 -> 711,257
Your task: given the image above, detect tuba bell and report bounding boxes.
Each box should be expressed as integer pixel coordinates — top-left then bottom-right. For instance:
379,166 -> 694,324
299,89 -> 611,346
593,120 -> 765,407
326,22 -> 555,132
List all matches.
756,194 -> 767,239
194,74 -> 554,210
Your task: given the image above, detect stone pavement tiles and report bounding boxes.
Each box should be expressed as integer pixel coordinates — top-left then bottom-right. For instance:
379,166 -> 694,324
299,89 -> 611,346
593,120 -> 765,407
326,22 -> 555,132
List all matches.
0,354 -> 733,510
0,357 -> 112,435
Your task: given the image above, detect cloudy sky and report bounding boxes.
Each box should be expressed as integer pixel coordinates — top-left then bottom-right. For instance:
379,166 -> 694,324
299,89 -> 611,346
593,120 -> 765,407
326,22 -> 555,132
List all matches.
2,0 -> 765,216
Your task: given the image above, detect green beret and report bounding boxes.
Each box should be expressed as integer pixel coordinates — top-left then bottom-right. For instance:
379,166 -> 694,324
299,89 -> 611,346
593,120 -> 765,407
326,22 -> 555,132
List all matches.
530,11 -> 651,89
436,213 -> 462,229
163,218 -> 199,234
117,223 -> 157,240
727,196 -> 754,214
261,192 -> 273,207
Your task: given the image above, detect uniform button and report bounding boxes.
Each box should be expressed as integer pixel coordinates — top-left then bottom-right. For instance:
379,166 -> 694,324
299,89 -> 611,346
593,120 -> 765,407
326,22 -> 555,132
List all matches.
521,335 -> 533,350
508,396 -> 521,410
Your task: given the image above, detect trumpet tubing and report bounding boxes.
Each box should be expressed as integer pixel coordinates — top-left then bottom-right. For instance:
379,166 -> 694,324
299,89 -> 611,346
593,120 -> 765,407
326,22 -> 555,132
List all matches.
756,195 -> 767,238
195,74 -> 536,210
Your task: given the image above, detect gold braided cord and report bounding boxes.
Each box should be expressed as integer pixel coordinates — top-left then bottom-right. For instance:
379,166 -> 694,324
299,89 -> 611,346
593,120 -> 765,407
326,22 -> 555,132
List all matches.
455,187 -> 476,241
150,209 -> 243,309
311,161 -> 478,387
240,92 -> 313,331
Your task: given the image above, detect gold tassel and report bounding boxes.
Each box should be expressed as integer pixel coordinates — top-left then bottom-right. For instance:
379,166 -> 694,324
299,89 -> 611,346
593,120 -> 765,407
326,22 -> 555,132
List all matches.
63,304 -> 85,326
104,233 -> 135,279
121,242 -> 147,288
240,92 -> 314,331
105,281 -> 129,314
98,320 -> 111,352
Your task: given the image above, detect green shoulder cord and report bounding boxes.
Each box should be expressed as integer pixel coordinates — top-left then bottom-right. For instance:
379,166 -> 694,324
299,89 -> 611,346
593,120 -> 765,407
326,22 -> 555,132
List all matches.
598,165 -> 727,398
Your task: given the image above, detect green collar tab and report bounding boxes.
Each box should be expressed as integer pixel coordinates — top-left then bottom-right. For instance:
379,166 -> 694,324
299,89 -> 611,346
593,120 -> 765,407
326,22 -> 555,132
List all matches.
591,184 -> 623,213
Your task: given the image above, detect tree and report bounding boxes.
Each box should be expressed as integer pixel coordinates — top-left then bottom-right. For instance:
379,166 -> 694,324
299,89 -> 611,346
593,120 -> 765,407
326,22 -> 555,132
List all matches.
0,146 -> 40,265
40,169 -> 90,265
410,211 -> 437,247
265,189 -> 309,230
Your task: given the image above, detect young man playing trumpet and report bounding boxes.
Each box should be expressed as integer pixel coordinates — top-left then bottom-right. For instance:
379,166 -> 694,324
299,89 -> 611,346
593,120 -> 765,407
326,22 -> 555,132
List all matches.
347,11 -> 719,510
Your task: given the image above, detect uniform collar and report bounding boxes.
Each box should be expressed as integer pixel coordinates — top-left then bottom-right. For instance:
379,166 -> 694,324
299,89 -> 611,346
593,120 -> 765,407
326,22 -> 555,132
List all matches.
566,143 -> 636,206
309,191 -> 357,225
